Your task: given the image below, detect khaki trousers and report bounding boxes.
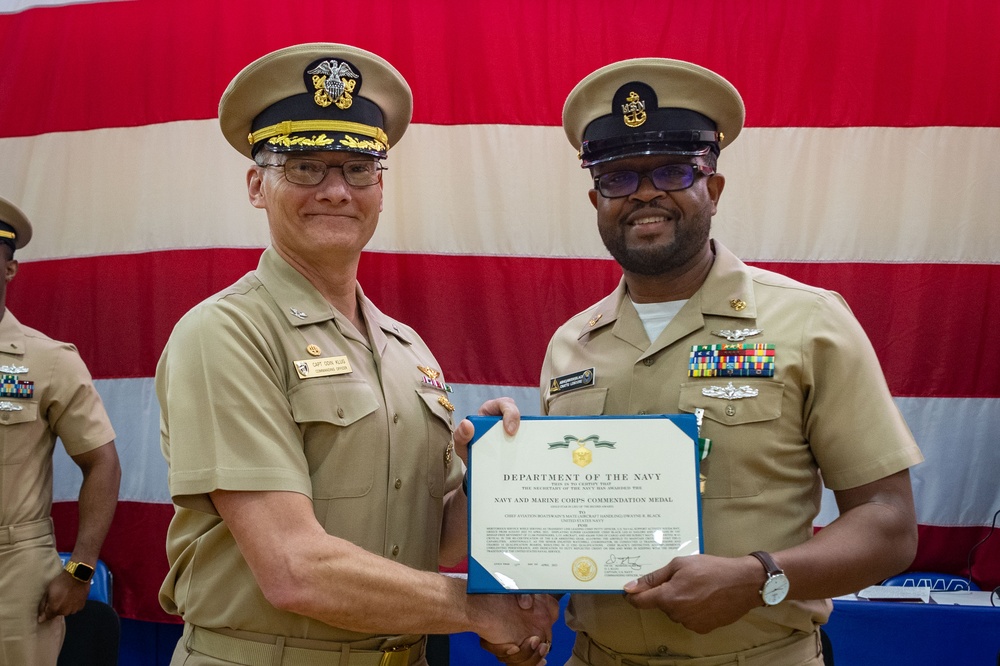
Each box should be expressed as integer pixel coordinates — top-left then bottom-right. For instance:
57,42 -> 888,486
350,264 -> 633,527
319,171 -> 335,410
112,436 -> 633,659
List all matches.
566,630 -> 824,666
171,623 -> 428,666
0,520 -> 64,666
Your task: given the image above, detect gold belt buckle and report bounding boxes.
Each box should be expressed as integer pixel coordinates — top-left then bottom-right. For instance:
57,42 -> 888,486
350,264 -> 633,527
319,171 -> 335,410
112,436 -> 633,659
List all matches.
379,645 -> 411,666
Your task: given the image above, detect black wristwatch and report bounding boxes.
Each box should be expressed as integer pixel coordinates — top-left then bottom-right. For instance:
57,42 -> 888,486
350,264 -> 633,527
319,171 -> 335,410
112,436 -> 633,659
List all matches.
750,551 -> 789,606
64,560 -> 96,583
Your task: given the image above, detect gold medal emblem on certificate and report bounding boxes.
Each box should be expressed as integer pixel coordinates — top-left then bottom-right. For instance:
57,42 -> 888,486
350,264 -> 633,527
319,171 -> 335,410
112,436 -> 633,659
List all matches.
572,557 -> 598,582
547,434 -> 616,468
294,356 -> 353,379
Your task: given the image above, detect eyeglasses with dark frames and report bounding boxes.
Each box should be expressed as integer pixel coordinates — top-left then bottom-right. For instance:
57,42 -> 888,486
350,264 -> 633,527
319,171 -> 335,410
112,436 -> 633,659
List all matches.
262,157 -> 386,187
594,163 -> 715,198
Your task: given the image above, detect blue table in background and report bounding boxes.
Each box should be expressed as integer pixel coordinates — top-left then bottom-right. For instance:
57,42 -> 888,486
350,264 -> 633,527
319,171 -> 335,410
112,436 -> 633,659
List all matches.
823,594 -> 1000,665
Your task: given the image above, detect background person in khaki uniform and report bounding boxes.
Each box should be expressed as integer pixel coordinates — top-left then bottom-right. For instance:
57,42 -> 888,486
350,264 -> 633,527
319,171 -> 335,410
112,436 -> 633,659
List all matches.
156,43 -> 557,666
487,59 -> 923,666
0,197 -> 121,666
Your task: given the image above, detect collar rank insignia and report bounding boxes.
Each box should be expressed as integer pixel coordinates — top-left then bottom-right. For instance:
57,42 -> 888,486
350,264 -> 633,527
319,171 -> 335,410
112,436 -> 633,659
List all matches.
689,343 -> 775,378
437,396 -> 455,412
712,328 -> 762,342
289,308 -> 308,320
588,313 -> 603,327
729,299 -> 747,311
702,382 -> 759,400
307,59 -> 359,110
418,365 -> 440,380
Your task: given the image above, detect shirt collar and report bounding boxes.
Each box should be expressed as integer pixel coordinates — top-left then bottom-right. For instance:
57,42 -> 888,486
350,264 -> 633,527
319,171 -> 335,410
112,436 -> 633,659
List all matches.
575,240 -> 758,343
0,309 -> 27,357
255,246 -> 415,349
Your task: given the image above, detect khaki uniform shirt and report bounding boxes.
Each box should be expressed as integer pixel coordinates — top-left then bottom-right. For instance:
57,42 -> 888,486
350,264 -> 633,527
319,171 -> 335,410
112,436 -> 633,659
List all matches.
157,246 -> 461,642
0,309 -> 115,665
540,241 -> 923,658
0,309 -> 116,527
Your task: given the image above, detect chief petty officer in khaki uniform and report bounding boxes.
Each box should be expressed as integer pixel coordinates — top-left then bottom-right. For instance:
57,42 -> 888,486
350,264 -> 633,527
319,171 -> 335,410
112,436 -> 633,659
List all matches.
156,43 -> 558,666
0,197 -> 121,666
489,59 -> 923,665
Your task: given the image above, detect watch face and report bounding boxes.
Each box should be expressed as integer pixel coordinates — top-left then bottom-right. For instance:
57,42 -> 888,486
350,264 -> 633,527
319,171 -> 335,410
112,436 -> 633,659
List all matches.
68,562 -> 96,582
762,573 -> 789,605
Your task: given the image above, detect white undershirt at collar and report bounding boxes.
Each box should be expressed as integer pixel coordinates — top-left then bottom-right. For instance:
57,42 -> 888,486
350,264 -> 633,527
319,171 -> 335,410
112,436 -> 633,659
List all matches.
630,297 -> 688,343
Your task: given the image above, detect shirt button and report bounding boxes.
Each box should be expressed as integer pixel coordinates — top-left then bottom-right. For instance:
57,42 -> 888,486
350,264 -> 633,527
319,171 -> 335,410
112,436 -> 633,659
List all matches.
643,358 -> 654,366
637,410 -> 647,415
393,413 -> 399,423
391,545 -> 400,556
726,404 -> 736,417
394,478 -> 402,490
0,413 -> 8,422
657,646 -> 669,654
337,407 -> 345,418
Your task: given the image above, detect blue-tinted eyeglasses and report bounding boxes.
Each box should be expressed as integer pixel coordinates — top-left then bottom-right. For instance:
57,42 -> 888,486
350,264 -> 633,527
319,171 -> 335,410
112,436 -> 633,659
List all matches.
594,163 -> 715,198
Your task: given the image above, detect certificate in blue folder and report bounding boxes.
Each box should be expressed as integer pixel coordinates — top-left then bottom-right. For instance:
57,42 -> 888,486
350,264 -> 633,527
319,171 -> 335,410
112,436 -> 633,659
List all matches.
466,414 -> 702,594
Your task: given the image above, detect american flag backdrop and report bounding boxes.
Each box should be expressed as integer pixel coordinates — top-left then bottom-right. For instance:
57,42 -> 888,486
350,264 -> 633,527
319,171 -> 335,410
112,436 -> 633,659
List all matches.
1,0 -> 997,623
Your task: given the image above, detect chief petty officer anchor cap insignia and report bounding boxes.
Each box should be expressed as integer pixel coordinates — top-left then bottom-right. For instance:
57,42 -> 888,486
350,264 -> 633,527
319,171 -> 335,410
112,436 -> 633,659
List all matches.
218,42 -> 413,159
562,58 -> 745,167
0,196 -> 34,252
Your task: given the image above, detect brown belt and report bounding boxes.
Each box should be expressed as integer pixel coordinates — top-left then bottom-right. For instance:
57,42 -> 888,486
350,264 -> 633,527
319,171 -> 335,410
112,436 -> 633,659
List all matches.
572,630 -> 822,666
0,517 -> 53,545
186,625 -> 426,666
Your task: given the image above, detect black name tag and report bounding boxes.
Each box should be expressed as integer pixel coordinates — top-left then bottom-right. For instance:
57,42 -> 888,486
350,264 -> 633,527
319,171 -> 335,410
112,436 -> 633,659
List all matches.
549,368 -> 595,394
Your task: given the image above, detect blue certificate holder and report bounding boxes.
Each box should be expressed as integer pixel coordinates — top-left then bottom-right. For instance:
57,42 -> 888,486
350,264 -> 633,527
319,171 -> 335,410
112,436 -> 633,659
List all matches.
467,414 -> 702,594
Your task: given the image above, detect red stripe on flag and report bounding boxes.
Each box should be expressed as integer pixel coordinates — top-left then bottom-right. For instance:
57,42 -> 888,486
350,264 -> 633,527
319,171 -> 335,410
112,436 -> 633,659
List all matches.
2,0 -> 1000,138
8,250 -> 999,398
909,523 -> 1000,592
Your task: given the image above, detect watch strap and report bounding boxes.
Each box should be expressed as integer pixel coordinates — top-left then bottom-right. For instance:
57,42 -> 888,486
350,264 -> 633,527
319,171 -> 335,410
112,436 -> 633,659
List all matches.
64,560 -> 96,583
750,550 -> 782,577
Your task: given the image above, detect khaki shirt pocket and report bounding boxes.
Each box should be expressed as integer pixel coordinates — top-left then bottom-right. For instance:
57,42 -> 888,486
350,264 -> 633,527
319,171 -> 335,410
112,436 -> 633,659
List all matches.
0,401 -> 40,465
416,388 -> 456,498
678,381 -> 784,498
290,379 -> 380,498
545,387 -> 609,416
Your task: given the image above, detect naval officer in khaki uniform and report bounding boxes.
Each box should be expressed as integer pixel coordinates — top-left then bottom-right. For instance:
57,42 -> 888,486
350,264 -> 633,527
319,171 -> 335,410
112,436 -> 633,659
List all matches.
156,43 -> 557,666
485,60 -> 922,665
0,197 -> 121,665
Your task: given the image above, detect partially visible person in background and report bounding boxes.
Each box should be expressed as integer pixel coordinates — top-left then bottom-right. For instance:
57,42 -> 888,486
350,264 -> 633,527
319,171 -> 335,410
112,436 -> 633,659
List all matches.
0,195 -> 121,666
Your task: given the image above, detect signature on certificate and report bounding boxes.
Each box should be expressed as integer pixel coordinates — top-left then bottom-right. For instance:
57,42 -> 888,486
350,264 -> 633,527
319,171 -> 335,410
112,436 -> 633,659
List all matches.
605,554 -> 643,570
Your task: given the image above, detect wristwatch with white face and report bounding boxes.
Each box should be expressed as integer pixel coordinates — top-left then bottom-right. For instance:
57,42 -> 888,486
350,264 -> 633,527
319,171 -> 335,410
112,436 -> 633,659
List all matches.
64,560 -> 96,583
750,551 -> 789,606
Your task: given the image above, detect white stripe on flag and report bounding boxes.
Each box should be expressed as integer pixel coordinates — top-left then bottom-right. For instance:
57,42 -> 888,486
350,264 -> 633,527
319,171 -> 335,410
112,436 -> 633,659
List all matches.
0,0 -> 128,14
4,123 -> 999,263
